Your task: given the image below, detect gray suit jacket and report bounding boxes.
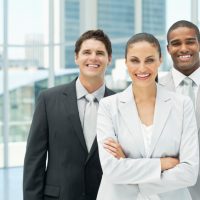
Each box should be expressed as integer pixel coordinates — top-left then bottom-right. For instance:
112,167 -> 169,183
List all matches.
96,84 -> 199,200
159,72 -> 200,200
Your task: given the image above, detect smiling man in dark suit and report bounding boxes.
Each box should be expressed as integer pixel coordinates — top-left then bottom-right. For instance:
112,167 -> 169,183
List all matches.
23,29 -> 114,200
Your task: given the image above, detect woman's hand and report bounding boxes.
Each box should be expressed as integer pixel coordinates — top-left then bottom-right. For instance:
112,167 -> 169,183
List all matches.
103,138 -> 126,159
160,157 -> 180,171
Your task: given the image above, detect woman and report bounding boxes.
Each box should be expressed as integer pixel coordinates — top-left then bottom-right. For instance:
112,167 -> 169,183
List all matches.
96,33 -> 199,200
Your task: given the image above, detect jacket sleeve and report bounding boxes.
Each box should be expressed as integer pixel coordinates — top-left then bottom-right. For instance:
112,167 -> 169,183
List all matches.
23,92 -> 48,200
139,97 -> 199,195
97,97 -> 161,185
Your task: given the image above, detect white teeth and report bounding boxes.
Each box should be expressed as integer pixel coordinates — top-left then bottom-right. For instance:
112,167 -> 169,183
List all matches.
87,64 -> 99,68
136,74 -> 150,78
179,55 -> 191,58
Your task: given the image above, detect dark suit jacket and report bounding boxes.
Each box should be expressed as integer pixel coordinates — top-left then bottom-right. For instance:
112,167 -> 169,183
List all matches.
23,78 -> 115,200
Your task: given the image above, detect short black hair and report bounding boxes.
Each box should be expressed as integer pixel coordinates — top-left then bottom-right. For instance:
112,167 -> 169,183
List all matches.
167,20 -> 200,43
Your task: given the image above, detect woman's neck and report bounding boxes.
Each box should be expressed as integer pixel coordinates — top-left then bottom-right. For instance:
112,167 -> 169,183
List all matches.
132,83 -> 157,102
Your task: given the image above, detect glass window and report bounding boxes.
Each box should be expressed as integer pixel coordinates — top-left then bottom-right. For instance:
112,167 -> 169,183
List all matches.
0,0 -> 3,168
166,0 -> 191,30
0,0 -> 2,45
7,0 -> 46,167
0,0 -> 198,169
8,0 -> 44,45
64,0 -> 80,68
98,0 -> 134,70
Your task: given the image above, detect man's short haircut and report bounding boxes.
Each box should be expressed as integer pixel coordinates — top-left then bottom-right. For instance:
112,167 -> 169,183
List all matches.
167,20 -> 200,43
75,29 -> 112,56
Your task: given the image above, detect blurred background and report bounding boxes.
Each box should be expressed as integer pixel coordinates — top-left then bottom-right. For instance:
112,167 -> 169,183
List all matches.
0,0 -> 199,199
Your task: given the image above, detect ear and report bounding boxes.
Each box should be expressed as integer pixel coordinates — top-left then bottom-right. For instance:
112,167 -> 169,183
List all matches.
125,58 -> 127,65
108,55 -> 112,65
167,44 -> 170,54
74,54 -> 78,65
159,56 -> 163,64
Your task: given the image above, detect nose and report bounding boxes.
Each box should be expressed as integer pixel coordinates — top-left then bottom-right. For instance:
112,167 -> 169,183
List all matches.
180,43 -> 189,53
89,52 -> 97,60
138,63 -> 146,71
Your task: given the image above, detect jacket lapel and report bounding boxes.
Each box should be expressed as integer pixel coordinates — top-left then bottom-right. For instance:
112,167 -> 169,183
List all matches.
62,80 -> 88,153
118,85 -> 146,157
160,72 -> 200,133
196,87 -> 200,131
148,85 -> 172,157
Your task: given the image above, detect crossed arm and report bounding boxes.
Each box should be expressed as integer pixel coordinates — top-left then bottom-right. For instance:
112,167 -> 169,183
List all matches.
103,138 -> 180,171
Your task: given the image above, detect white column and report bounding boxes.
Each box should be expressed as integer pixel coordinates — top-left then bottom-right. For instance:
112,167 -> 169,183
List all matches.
80,0 -> 97,34
134,0 -> 142,33
48,0 -> 55,87
191,0 -> 198,25
60,0 -> 65,69
3,0 -> 9,168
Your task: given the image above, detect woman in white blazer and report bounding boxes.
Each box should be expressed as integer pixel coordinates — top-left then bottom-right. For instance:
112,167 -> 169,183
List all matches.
96,33 -> 199,200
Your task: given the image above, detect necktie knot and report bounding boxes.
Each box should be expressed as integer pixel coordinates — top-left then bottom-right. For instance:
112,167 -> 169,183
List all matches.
85,94 -> 96,102
182,77 -> 193,86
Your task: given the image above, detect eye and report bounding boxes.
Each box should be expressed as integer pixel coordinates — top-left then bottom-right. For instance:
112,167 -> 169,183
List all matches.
96,51 -> 105,55
130,59 -> 139,63
82,50 -> 90,55
145,58 -> 154,64
186,40 -> 196,45
170,42 -> 181,47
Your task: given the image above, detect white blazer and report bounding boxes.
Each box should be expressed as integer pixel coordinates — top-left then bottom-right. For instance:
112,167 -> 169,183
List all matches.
96,84 -> 199,200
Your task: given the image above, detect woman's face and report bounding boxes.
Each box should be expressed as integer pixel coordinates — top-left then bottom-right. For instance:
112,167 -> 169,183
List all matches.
125,41 -> 162,88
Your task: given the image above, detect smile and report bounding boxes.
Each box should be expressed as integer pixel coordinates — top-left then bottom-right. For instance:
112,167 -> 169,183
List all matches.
178,54 -> 192,61
136,73 -> 150,78
86,64 -> 100,68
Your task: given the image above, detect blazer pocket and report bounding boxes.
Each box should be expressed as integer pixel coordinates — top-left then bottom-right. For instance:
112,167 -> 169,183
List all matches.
44,184 -> 60,198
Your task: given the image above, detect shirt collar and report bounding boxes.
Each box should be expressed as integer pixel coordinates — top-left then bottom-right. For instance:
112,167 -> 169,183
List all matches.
189,67 -> 200,87
172,67 -> 200,87
76,77 -> 105,101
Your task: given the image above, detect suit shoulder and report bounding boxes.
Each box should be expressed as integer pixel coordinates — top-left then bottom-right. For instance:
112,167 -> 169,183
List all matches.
159,72 -> 172,85
160,86 -> 192,105
40,79 -> 75,98
100,92 -> 120,107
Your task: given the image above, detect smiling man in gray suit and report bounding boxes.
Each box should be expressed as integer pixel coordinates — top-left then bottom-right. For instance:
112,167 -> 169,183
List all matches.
23,29 -> 114,200
159,20 -> 200,200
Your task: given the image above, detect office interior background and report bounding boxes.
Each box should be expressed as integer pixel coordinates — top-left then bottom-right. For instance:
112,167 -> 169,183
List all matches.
0,0 -> 199,199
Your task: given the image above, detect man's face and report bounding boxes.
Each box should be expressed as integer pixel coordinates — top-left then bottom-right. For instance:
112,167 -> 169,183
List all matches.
167,27 -> 200,76
75,39 -> 111,82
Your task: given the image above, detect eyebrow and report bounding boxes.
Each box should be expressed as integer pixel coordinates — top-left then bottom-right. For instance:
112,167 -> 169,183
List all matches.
146,55 -> 155,58
170,37 -> 197,44
130,55 -> 155,59
96,50 -> 106,54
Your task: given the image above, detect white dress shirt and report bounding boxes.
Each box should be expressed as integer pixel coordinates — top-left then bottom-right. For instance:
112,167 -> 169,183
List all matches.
172,67 -> 200,107
137,122 -> 160,200
76,77 -> 105,127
